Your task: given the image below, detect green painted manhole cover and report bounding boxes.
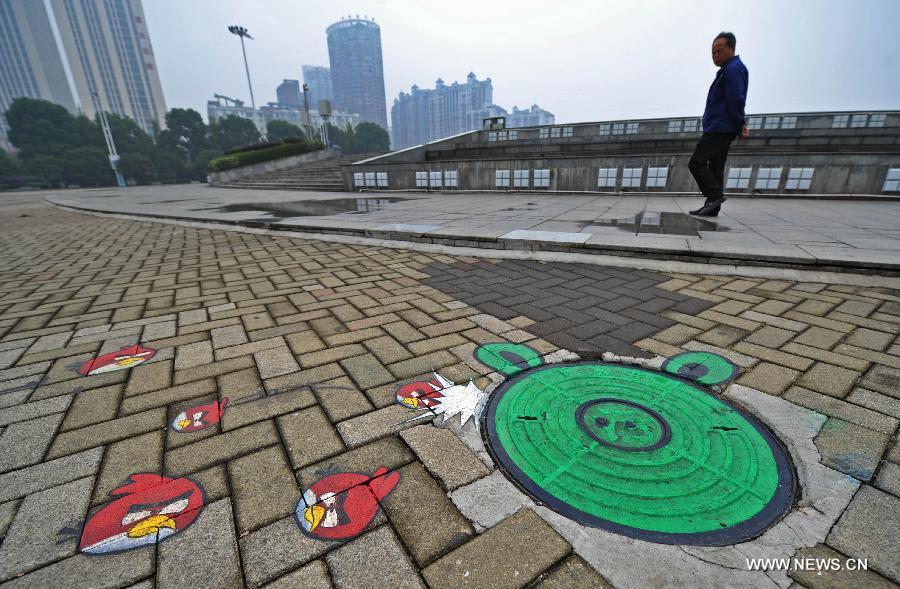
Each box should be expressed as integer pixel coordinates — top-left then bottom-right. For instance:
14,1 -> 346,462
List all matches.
481,361 -> 795,545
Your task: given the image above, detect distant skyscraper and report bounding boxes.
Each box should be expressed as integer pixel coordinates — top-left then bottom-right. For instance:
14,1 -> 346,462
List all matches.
0,0 -> 76,138
506,104 -> 555,128
301,65 -> 332,111
276,79 -> 302,107
50,0 -> 166,134
326,16 -> 387,129
391,73 -> 499,149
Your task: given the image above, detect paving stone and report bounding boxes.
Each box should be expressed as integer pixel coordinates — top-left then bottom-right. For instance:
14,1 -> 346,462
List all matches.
1,546 -> 154,589
783,342 -> 872,371
156,497 -> 243,589
339,352 -> 396,390
92,429 -> 163,505
784,386 -> 899,434
796,362 -> 860,398
696,324 -> 748,347
223,387 -> 317,431
400,425 -> 491,491
171,355 -> 256,386
284,328 -> 326,355
240,516 -> 333,588
326,524 -> 425,588
336,403 -> 435,447
874,461 -> 900,497
298,344 -> 366,370
0,476 -> 94,582
387,350 -> 458,380
120,378 -> 217,414
652,324 -> 703,346
0,394 -> 71,427
262,560 -> 332,589
741,310 -> 808,331
844,327 -> 895,352
228,446 -> 299,534
0,413 -> 64,473
793,326 -> 845,350
296,436 -> 415,489
859,365 -> 900,399
178,307 -> 208,326
736,361 -> 800,396
422,508 -> 571,589
733,342 -> 814,371
0,499 -> 17,539
533,554 -> 614,588
141,319 -> 177,341
254,346 -> 300,379
789,543 -> 897,589
834,299 -> 879,317
216,336 -> 285,361
0,447 -> 103,503
743,325 -> 796,348
211,323 -> 249,349
48,408 -> 164,462
175,340 -> 214,370
277,405 -> 345,469
827,485 -> 900,582
165,419 -> 280,476
846,388 -> 900,420
381,461 -> 475,566
61,384 -> 122,430
814,418 -> 890,481
124,359 -> 172,396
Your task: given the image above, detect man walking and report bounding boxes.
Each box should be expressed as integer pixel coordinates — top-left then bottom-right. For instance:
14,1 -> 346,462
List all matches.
689,32 -> 749,216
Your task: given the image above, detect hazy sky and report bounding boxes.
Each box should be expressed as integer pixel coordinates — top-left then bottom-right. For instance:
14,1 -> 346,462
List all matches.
142,0 -> 900,125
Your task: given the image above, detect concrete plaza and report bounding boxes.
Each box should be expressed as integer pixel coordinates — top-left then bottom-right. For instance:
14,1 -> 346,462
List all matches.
0,189 -> 898,588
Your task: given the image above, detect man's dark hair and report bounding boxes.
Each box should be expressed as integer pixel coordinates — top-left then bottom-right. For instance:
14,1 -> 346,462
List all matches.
715,31 -> 736,49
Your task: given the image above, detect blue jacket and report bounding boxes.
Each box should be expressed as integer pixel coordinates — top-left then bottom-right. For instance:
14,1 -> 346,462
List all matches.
702,55 -> 748,134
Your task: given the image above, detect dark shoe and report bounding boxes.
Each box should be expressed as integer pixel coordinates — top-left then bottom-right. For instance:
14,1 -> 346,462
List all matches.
689,196 -> 727,216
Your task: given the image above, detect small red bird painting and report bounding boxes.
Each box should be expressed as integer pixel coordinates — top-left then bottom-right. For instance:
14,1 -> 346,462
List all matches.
79,473 -> 205,554
78,344 -> 156,376
395,377 -> 445,409
295,467 -> 400,540
171,398 -> 230,433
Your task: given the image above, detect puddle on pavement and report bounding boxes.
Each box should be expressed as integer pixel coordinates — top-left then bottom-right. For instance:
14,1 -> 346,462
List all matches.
204,197 -> 410,219
589,212 -> 727,237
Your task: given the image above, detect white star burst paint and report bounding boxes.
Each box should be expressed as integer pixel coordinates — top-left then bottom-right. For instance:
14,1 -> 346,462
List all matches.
401,371 -> 486,428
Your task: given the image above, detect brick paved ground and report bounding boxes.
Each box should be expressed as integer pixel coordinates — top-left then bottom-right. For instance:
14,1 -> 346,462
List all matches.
0,194 -> 898,588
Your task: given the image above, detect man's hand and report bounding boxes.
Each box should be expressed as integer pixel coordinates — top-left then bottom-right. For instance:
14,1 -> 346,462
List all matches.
741,125 -> 750,139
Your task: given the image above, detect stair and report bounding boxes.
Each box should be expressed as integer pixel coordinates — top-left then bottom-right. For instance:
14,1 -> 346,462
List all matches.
219,153 -> 382,191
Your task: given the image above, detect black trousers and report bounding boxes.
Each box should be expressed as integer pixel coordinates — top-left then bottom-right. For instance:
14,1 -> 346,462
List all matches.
688,132 -> 737,202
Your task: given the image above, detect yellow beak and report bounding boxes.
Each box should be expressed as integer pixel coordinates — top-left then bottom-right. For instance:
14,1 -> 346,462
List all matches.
178,418 -> 191,429
401,397 -> 419,408
127,515 -> 176,538
304,504 -> 325,531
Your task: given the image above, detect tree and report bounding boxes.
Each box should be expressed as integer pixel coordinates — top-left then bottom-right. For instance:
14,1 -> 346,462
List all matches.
354,122 -> 390,153
24,156 -> 63,186
154,151 -> 185,183
61,147 -> 112,186
266,120 -> 304,142
192,148 -> 223,177
210,116 -> 260,152
0,150 -> 19,176
157,108 -> 209,162
118,153 -> 154,184
106,113 -> 156,158
4,98 -> 99,159
324,123 -> 354,153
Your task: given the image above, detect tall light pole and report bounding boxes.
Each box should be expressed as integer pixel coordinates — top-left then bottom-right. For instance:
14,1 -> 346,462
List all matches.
228,25 -> 255,109
91,91 -> 125,188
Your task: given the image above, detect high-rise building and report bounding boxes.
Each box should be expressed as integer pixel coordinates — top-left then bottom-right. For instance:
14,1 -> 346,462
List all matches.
276,79 -> 301,107
391,73 -> 502,149
301,65 -> 332,110
0,0 -> 76,138
326,16 -> 387,130
50,0 -> 166,134
507,104 -> 555,128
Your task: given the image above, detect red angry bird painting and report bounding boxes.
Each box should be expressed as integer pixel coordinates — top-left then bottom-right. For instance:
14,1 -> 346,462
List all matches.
295,467 -> 400,540
395,376 -> 446,409
171,398 -> 229,433
79,473 -> 205,554
78,344 -> 156,376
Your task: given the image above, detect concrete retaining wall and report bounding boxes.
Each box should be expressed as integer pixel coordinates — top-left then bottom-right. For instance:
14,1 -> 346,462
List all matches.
207,148 -> 339,186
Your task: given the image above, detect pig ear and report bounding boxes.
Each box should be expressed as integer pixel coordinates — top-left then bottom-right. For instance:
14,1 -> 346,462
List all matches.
368,469 -> 400,500
219,397 -> 230,412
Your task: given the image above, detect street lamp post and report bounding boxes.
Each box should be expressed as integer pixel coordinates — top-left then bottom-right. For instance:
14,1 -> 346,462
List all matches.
302,83 -> 311,138
227,25 -> 255,109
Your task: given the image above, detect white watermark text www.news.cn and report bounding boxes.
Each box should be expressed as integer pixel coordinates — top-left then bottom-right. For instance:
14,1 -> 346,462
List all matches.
746,558 -> 868,572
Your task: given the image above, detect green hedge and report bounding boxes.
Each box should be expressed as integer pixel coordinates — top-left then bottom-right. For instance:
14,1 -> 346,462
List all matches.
208,139 -> 325,172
